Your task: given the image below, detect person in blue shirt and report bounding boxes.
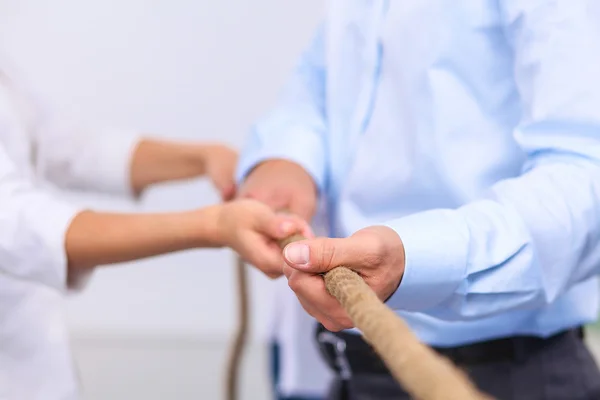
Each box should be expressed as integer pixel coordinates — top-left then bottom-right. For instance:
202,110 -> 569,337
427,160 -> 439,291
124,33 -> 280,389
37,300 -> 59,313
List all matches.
237,1 -> 600,399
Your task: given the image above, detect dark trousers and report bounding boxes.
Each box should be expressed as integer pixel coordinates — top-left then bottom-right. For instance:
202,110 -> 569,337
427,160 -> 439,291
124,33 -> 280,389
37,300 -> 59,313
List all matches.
316,326 -> 600,400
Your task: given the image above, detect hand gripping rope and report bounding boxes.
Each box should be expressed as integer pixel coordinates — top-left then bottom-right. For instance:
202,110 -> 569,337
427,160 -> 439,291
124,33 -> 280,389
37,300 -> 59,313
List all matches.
225,233 -> 494,400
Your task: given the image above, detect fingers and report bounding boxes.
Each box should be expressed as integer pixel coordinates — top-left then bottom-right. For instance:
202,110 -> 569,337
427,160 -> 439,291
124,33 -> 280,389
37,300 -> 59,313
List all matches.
223,199 -> 313,279
210,168 -> 236,200
238,233 -> 284,279
204,146 -> 237,202
283,236 -> 366,274
255,210 -> 315,241
294,217 -> 316,239
296,294 -> 347,332
284,265 -> 353,331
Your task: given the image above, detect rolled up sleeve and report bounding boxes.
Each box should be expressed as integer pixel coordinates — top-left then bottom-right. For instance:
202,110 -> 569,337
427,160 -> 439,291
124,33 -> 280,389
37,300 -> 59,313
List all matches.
0,145 -> 82,291
3,64 -> 142,198
33,121 -> 141,198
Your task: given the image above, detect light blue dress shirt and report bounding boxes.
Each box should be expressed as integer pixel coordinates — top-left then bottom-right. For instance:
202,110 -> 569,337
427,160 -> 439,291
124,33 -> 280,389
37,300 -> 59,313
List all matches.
237,0 -> 600,347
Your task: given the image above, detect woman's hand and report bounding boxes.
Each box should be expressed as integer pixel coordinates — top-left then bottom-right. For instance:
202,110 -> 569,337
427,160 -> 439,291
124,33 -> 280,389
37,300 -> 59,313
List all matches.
64,199 -> 312,283
215,199 -> 314,278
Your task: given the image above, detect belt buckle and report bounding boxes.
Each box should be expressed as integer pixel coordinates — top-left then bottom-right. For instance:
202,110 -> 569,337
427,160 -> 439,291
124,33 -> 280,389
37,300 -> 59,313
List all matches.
317,331 -> 353,379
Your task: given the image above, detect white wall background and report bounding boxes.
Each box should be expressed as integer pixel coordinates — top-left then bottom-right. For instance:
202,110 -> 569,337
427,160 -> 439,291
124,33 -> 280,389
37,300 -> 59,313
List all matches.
0,1 -> 323,343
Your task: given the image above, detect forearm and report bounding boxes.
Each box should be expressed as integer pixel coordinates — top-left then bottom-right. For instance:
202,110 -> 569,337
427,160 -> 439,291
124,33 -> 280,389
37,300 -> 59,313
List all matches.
130,139 -> 212,195
65,206 -> 222,271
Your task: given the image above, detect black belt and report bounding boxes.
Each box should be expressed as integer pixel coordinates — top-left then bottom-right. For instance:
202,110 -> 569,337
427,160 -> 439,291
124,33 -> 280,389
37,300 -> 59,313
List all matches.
315,323 -> 584,376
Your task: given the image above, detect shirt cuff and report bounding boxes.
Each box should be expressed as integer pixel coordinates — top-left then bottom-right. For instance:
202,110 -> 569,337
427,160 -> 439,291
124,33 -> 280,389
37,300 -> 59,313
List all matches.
384,209 -> 470,312
235,126 -> 327,192
74,129 -> 142,198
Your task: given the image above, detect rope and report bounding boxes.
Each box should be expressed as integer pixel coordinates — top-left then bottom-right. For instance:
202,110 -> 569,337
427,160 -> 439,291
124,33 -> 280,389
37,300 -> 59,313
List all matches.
279,234 -> 494,400
224,255 -> 249,400
224,231 -> 494,400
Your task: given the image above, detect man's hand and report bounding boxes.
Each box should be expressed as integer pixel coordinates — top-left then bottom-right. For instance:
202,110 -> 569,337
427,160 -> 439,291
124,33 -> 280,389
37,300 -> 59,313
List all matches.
281,226 -> 405,331
237,159 -> 318,221
216,199 -> 314,278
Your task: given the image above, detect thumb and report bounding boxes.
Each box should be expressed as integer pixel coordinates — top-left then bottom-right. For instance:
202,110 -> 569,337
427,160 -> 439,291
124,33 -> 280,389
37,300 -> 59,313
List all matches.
283,237 -> 361,274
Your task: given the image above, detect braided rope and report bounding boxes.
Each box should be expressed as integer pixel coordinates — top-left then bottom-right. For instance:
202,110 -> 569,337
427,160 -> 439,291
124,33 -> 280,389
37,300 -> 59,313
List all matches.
224,255 -> 249,400
224,231 -> 494,400
279,234 -> 494,400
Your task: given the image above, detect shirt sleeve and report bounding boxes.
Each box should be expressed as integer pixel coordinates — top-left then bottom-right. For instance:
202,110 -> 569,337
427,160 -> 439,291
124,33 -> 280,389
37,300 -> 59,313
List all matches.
236,23 -> 328,192
31,111 -> 142,198
0,143 -> 82,291
385,0 -> 600,320
3,64 -> 142,198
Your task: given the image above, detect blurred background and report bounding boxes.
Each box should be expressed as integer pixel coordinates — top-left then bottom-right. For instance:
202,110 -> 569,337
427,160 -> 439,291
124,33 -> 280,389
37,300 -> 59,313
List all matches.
1,2 -> 600,400
0,1 -> 322,399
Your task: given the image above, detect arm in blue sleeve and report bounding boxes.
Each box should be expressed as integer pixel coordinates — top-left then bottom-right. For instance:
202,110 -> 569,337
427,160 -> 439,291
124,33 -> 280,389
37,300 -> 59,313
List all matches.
385,1 -> 600,320
236,24 -> 328,192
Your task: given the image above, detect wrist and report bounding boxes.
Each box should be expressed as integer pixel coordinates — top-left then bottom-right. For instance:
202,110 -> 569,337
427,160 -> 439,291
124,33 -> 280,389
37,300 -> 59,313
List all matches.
172,142 -> 210,175
187,143 -> 209,171
190,205 -> 225,248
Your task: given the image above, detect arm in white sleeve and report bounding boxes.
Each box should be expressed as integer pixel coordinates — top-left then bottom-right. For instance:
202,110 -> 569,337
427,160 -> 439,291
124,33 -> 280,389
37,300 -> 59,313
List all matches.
0,144 -> 81,290
385,0 -> 600,320
30,108 -> 141,197
0,58 -> 140,197
1,67 -> 142,197
236,23 -> 328,191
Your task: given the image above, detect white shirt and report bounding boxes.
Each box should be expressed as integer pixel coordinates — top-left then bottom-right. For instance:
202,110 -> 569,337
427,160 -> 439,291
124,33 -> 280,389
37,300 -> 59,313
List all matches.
0,58 -> 139,400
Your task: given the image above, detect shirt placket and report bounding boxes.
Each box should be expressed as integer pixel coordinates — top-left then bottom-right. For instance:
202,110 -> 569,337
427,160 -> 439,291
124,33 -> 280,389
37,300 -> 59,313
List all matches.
328,1 -> 388,236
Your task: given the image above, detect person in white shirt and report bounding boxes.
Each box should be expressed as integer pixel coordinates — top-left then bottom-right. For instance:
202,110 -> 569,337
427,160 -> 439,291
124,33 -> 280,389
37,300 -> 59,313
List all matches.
0,61 -> 312,400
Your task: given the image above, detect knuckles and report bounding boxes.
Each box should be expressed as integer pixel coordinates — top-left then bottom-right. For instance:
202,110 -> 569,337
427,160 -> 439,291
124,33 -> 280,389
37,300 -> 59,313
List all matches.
287,274 -> 303,292
316,239 -> 337,270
